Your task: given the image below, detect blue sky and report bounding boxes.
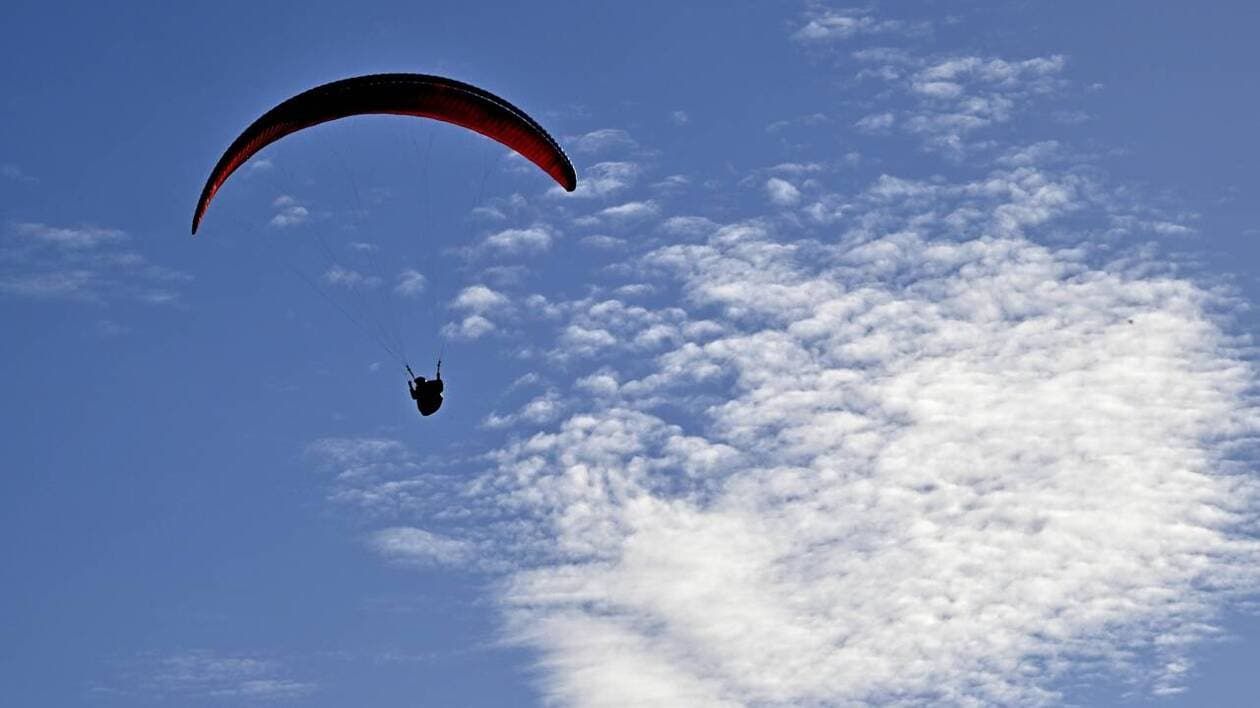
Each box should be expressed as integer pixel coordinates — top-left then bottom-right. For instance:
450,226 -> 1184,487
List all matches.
3,1 -> 1260,705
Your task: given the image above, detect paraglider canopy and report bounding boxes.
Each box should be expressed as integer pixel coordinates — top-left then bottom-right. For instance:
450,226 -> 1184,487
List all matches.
192,72 -> 577,234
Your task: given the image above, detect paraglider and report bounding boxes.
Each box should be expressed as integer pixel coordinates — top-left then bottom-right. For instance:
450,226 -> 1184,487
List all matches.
190,73 -> 578,419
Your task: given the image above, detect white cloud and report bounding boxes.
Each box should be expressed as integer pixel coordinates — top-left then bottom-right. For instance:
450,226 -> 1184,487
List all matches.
478,170 -> 1260,705
452,284 -> 510,314
558,324 -> 617,355
768,162 -> 825,175
670,110 -> 690,126
764,177 -> 802,207
473,193 -> 531,220
371,527 -> 473,566
766,113 -> 830,134
482,226 -> 553,255
484,390 -> 566,429
791,8 -> 921,43
554,161 -> 640,199
443,314 -> 496,340
652,174 -> 691,193
307,436 -> 461,516
270,195 -> 310,227
101,650 -> 316,701
660,216 -> 718,238
0,270 -> 96,299
323,265 -> 380,289
855,112 -> 896,133
307,437 -> 410,474
599,201 -> 659,222
848,51 -> 1069,156
571,128 -> 638,154
580,234 -> 627,250
14,222 -> 125,249
1,222 -> 189,305
394,268 -> 427,297
997,140 -> 1063,167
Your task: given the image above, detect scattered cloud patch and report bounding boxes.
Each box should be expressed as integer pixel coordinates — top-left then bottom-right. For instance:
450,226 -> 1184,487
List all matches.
855,111 -> 896,133
323,265 -> 380,289
766,113 -> 830,134
98,650 -> 316,702
269,195 -> 309,228
491,215 -> 1260,704
660,216 -> 719,238
14,222 -> 124,249
848,49 -> 1068,156
769,162 -> 826,175
792,7 -> 926,43
571,128 -> 638,155
0,222 -> 189,305
371,527 -> 473,567
580,234 -> 627,250
599,200 -> 659,223
554,161 -> 640,199
473,193 -> 531,221
452,284 -> 511,314
1,163 -> 37,183
466,155 -> 1260,704
483,390 -> 566,429
443,315 -> 496,340
481,226 -> 554,255
394,269 -> 427,297
764,177 -> 802,206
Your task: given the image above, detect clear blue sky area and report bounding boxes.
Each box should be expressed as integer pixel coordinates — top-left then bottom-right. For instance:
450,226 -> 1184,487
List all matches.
2,1 -> 1259,705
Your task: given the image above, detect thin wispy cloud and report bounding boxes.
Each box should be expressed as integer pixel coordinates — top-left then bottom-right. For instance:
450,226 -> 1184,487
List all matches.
659,216 -> 718,239
580,234 -> 627,250
371,526 -> 474,567
0,222 -> 189,305
570,128 -> 639,155
2,163 -> 38,183
322,264 -> 380,289
792,5 -> 927,44
598,200 -> 659,223
95,650 -> 316,702
15,222 -> 124,249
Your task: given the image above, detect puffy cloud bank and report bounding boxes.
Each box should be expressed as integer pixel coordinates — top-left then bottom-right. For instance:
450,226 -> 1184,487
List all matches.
475,173 -> 1260,704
